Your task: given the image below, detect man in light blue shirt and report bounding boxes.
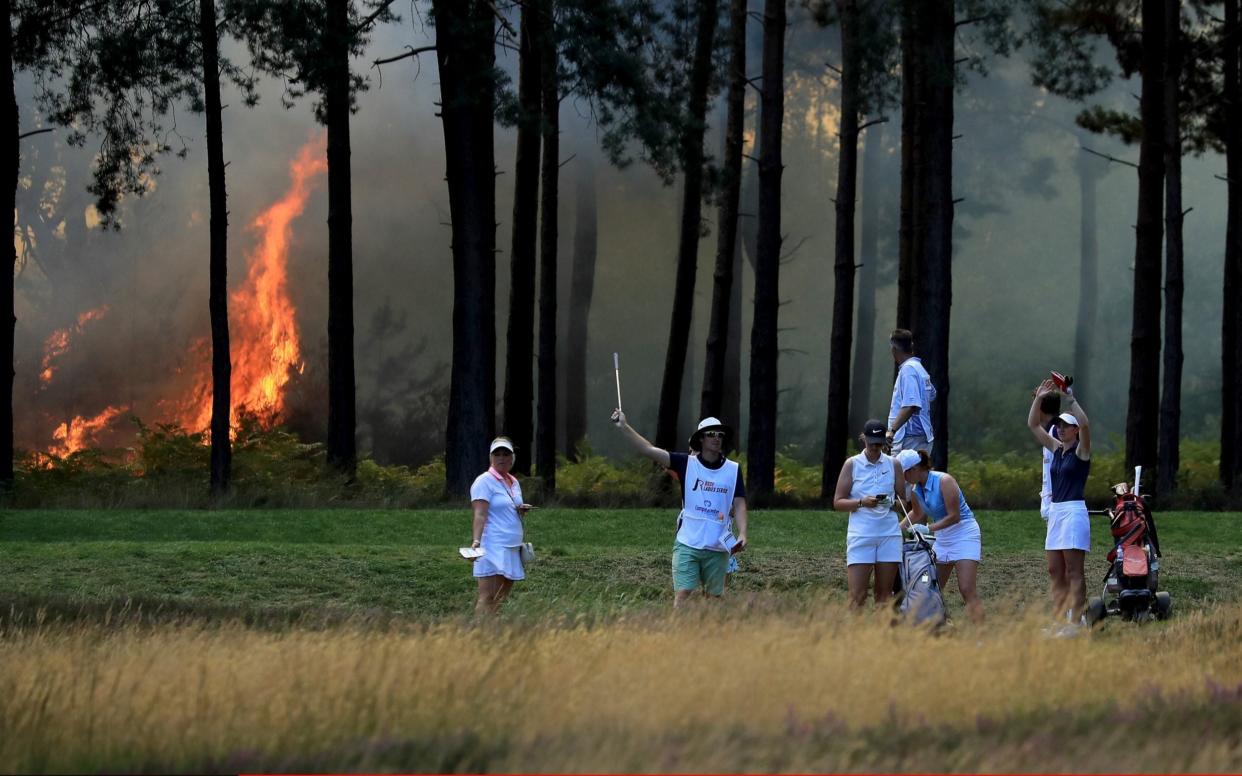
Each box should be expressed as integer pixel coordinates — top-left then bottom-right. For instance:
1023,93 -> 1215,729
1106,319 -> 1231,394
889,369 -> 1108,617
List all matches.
886,328 -> 936,453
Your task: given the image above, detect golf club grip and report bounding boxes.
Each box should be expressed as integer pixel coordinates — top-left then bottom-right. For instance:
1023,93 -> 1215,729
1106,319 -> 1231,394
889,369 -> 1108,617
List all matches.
613,352 -> 619,370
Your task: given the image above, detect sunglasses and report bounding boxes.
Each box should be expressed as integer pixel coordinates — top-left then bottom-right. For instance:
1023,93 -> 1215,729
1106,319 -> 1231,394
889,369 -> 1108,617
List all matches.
701,430 -> 726,439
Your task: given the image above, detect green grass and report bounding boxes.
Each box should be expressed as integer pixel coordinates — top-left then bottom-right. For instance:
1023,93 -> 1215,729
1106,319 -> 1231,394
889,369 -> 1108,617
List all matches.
2,508 -> 1240,621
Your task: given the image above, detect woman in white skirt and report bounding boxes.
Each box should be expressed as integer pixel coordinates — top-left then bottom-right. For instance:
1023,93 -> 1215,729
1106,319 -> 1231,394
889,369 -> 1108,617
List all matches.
468,437 -> 533,614
1028,380 -> 1092,624
895,449 -> 984,624
833,419 -> 905,609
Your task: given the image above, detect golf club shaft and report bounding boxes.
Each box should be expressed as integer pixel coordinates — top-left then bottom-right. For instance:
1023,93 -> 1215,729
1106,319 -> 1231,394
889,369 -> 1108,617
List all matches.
613,352 -> 623,412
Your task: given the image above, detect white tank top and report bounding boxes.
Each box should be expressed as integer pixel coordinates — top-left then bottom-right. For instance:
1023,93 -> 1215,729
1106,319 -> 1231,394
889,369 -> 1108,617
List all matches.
847,452 -> 901,539
676,455 -> 740,551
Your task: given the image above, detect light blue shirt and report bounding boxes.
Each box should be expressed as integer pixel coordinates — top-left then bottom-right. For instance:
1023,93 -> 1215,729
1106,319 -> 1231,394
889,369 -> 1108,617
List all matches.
888,357 -> 936,443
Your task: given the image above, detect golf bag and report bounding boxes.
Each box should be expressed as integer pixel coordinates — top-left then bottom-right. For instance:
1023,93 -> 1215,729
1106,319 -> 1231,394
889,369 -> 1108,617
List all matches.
1086,471 -> 1171,624
895,533 -> 948,627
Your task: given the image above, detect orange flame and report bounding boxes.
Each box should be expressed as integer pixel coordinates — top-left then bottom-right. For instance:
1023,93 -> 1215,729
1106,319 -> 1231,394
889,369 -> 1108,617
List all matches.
48,405 -> 128,457
180,137 -> 326,433
40,305 -> 110,385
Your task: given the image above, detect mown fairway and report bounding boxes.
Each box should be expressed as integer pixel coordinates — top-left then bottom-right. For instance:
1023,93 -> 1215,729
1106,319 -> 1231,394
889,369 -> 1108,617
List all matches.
1,508 -> 1241,773
1,508 -> 1240,619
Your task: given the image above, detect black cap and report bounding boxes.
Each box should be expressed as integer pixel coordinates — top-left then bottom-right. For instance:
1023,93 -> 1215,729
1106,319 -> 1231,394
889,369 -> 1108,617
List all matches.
863,419 -> 887,443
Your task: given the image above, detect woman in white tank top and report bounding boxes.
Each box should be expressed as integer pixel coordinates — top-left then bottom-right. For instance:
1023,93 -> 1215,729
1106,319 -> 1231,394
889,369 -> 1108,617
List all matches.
832,419 -> 905,609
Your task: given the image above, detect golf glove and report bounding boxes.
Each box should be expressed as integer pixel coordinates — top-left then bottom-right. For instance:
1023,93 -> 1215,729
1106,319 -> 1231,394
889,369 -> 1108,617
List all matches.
908,523 -> 930,536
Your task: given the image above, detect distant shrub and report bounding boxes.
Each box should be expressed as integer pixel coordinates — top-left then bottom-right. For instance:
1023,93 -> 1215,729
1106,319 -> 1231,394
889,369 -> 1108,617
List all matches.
6,425 -> 1239,510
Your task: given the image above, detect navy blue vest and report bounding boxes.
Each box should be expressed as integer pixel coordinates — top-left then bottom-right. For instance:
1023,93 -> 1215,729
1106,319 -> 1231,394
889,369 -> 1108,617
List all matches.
1050,444 -> 1090,503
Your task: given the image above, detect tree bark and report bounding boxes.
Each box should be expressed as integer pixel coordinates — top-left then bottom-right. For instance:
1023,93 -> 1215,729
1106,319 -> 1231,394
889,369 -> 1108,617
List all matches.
1157,0 -> 1182,497
324,0 -> 357,477
535,0 -> 559,491
701,0 -> 746,423
437,0 -> 497,496
850,121 -> 883,434
822,0 -> 861,499
1223,0 -> 1241,490
503,0 -> 542,474
1125,0 -> 1165,479
747,0 -> 785,504
0,0 -> 14,487
1073,148 -> 1101,394
201,0 -> 231,494
914,0 -> 954,471
564,155 -> 596,458
655,0 -> 720,451
896,0 -> 922,332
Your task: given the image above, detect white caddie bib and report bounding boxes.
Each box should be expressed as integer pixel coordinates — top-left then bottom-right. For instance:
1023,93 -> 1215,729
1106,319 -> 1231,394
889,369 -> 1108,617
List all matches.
676,456 -> 740,551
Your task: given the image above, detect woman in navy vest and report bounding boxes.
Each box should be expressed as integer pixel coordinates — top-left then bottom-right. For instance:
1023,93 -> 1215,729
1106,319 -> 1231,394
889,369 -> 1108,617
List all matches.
612,409 -> 749,607
1027,379 -> 1093,625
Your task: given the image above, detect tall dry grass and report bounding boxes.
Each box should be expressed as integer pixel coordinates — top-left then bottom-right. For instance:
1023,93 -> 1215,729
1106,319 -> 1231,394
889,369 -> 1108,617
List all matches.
2,600 -> 1241,773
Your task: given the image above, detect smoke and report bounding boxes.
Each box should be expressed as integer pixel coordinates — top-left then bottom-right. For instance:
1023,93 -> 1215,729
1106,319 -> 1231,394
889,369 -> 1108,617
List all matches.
12,5 -> 1230,468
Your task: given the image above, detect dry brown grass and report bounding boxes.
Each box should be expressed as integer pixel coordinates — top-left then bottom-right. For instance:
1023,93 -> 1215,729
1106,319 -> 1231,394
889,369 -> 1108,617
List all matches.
2,599 -> 1241,773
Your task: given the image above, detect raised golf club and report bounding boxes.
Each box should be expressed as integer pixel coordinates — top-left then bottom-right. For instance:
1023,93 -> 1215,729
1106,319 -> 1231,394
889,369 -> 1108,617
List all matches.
614,351 -> 623,413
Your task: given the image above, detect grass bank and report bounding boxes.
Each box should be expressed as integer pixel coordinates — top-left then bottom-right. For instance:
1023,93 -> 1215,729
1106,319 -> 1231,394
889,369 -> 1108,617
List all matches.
1,602 -> 1240,773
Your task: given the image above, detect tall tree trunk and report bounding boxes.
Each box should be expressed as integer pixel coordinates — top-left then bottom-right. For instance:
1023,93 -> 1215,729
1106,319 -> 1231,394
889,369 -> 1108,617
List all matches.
723,230 -> 743,434
730,146 -> 759,441
0,0 -> 14,487
1223,0 -> 1241,490
1073,148 -> 1101,394
822,0 -> 861,499
914,0 -> 954,471
850,121 -> 883,433
437,0 -> 497,496
896,0 -> 923,332
324,0 -> 357,477
201,0 -> 231,494
1157,0 -> 1182,497
655,0 -> 720,450
503,0 -> 542,474
747,0 -> 785,505
535,1 -> 559,491
1125,0 -> 1166,479
564,156 -> 596,458
701,0 -> 746,422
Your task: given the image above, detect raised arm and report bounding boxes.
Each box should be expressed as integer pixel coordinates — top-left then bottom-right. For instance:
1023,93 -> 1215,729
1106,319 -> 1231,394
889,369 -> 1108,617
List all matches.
1028,379 -> 1059,452
1064,388 -> 1091,460
610,409 -> 671,468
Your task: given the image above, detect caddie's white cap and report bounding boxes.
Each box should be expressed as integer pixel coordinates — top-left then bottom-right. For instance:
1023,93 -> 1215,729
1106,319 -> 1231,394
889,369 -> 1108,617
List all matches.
1057,413 -> 1080,427
489,437 -> 515,454
689,417 -> 734,450
894,449 -> 922,470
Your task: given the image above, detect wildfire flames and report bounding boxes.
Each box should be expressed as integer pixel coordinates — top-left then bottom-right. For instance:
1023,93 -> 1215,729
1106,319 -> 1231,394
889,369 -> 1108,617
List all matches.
48,405 -> 129,458
40,305 -> 109,385
178,136 -> 326,433
36,138 -> 326,458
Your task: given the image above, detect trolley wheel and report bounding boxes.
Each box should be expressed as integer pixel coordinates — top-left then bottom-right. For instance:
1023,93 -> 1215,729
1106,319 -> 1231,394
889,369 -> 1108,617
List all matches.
1085,596 -> 1106,626
1154,591 -> 1172,619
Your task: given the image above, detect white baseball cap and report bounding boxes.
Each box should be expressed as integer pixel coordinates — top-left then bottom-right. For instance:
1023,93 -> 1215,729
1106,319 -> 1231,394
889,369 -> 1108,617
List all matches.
489,437 -> 515,454
894,449 -> 922,470
1057,413 -> 1080,427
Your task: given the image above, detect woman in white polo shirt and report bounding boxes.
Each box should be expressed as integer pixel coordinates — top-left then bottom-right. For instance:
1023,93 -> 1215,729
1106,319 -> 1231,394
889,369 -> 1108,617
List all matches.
832,419 -> 905,609
467,437 -> 533,614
